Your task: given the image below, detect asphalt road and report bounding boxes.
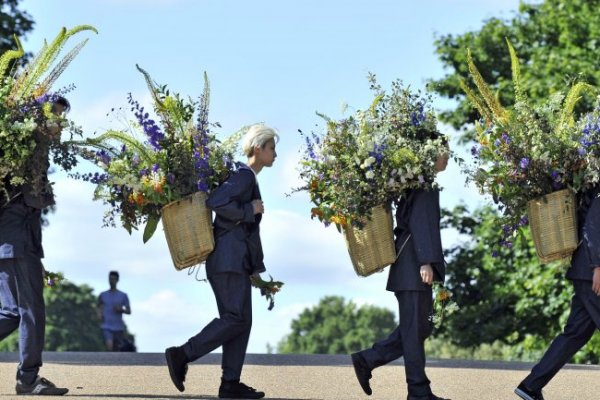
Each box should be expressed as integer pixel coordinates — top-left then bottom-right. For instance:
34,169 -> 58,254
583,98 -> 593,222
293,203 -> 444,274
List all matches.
0,353 -> 597,399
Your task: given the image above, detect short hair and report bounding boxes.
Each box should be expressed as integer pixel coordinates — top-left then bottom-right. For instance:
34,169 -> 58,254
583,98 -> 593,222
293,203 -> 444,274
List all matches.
109,271 -> 119,279
52,95 -> 71,113
242,124 -> 279,157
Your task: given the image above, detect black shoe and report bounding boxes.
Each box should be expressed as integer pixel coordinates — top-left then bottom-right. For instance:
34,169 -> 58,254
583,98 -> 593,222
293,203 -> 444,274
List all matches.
16,376 -> 69,396
515,383 -> 544,400
165,346 -> 188,392
351,352 -> 372,396
218,380 -> 265,399
408,394 -> 451,400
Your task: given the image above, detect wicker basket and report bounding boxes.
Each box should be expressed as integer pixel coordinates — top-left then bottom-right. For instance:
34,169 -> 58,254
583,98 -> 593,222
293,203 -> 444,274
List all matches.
527,189 -> 578,263
343,204 -> 396,277
161,191 -> 214,270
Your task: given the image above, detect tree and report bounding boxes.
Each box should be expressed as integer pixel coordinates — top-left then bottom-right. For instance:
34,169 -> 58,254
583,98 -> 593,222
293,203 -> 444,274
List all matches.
438,204 -> 600,363
0,281 -> 105,351
277,296 -> 397,354
430,0 -> 600,140
0,0 -> 35,62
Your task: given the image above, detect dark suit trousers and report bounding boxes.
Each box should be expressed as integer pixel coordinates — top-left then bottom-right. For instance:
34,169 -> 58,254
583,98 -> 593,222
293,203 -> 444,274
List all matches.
522,280 -> 600,391
0,253 -> 45,385
183,272 -> 252,381
360,290 -> 433,397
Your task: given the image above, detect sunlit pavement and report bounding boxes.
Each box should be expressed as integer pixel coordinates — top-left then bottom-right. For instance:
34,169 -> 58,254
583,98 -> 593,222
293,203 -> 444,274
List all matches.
0,353 -> 597,399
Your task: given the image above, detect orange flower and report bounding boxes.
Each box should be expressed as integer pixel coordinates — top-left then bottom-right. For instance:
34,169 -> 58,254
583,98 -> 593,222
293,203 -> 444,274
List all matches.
128,192 -> 145,206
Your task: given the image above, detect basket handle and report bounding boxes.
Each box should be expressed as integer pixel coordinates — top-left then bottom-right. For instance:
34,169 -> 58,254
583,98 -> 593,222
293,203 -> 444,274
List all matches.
395,233 -> 412,262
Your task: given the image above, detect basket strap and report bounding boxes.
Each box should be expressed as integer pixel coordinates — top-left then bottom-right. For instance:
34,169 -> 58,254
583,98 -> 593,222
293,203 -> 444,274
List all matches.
395,233 -> 412,262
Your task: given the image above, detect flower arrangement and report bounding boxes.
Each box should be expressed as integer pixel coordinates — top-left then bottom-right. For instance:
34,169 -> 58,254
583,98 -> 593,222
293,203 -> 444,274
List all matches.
297,73 -> 448,229
250,275 -> 284,311
461,40 -> 599,245
43,269 -> 65,289
430,283 -> 459,329
76,66 -> 246,242
0,25 -> 97,204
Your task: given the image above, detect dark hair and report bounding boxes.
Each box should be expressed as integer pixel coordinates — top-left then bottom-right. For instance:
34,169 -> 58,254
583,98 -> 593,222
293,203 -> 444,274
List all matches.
52,95 -> 71,113
109,271 -> 119,279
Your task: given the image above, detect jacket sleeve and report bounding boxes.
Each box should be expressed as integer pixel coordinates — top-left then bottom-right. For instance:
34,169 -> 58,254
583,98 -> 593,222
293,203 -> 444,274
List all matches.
408,189 -> 444,266
206,170 -> 256,224
583,194 -> 600,268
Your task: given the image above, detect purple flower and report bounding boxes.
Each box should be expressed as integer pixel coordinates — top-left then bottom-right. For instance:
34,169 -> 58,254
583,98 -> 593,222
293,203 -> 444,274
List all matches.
167,173 -> 175,184
96,150 -> 111,165
519,158 -> 529,170
152,163 -> 159,172
140,168 -> 148,176
501,133 -> 511,144
470,145 -> 480,156
127,93 -> 164,150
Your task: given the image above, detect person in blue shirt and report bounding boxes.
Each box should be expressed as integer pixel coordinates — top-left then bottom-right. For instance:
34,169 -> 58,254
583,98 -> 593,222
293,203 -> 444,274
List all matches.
165,124 -> 278,399
97,270 -> 131,351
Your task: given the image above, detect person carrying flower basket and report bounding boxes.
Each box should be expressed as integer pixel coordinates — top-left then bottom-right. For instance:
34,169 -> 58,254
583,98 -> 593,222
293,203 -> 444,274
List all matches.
0,26 -> 96,396
515,185 -> 600,400
459,39 -> 600,400
165,124 -> 279,400
351,134 -> 451,400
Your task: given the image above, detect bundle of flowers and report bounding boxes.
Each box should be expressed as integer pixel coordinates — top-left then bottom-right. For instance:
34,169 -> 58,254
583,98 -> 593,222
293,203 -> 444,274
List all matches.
297,73 -> 447,229
461,40 -> 599,245
0,25 -> 97,203
76,65 -> 246,242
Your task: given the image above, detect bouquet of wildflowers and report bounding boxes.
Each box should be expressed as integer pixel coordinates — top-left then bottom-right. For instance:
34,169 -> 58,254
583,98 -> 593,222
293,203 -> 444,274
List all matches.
76,66 -> 246,242
430,282 -> 459,329
297,73 -> 447,229
0,26 -> 96,204
461,40 -> 599,245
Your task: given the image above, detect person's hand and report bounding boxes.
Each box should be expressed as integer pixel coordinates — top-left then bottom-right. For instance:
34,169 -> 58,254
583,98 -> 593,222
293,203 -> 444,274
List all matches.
592,267 -> 600,296
252,199 -> 264,215
420,264 -> 434,285
113,305 -> 122,313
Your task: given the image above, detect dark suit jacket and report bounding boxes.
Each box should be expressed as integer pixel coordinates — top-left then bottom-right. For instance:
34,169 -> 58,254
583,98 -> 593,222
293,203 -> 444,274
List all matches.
568,187 -> 600,281
387,189 -> 445,292
205,164 -> 266,277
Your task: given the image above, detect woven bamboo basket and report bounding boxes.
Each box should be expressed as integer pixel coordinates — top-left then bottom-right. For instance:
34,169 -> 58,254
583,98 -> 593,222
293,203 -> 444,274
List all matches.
527,189 -> 578,263
343,204 -> 396,277
161,191 -> 214,270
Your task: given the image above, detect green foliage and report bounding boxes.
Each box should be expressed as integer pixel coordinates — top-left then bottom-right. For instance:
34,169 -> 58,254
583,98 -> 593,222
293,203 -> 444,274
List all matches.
0,281 -> 104,352
277,296 -> 397,354
0,0 -> 34,66
439,204 -> 600,363
430,0 -> 600,141
43,281 -> 105,351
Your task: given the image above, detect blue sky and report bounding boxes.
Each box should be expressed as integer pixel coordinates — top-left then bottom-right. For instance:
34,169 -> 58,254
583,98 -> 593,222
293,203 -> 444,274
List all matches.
18,0 -> 521,353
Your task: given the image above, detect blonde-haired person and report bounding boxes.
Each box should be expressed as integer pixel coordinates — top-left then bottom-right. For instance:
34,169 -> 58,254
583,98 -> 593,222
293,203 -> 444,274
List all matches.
165,124 -> 278,399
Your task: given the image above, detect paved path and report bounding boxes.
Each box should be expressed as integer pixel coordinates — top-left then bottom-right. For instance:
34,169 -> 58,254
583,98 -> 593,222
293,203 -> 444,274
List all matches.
0,353 -> 598,399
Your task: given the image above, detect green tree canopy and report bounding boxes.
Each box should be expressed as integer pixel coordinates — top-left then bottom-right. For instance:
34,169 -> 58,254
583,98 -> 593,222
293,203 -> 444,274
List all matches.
430,0 -> 600,140
277,296 -> 397,354
0,0 -> 34,62
0,281 -> 105,352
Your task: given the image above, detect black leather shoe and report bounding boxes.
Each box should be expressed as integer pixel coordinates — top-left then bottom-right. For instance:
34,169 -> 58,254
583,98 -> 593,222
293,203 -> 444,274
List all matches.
351,352 -> 372,396
408,395 -> 451,400
515,383 -> 544,400
165,346 -> 188,392
218,380 -> 265,399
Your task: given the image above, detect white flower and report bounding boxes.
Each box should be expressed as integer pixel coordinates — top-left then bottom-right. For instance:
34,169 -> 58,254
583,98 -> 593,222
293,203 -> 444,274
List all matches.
365,170 -> 375,179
